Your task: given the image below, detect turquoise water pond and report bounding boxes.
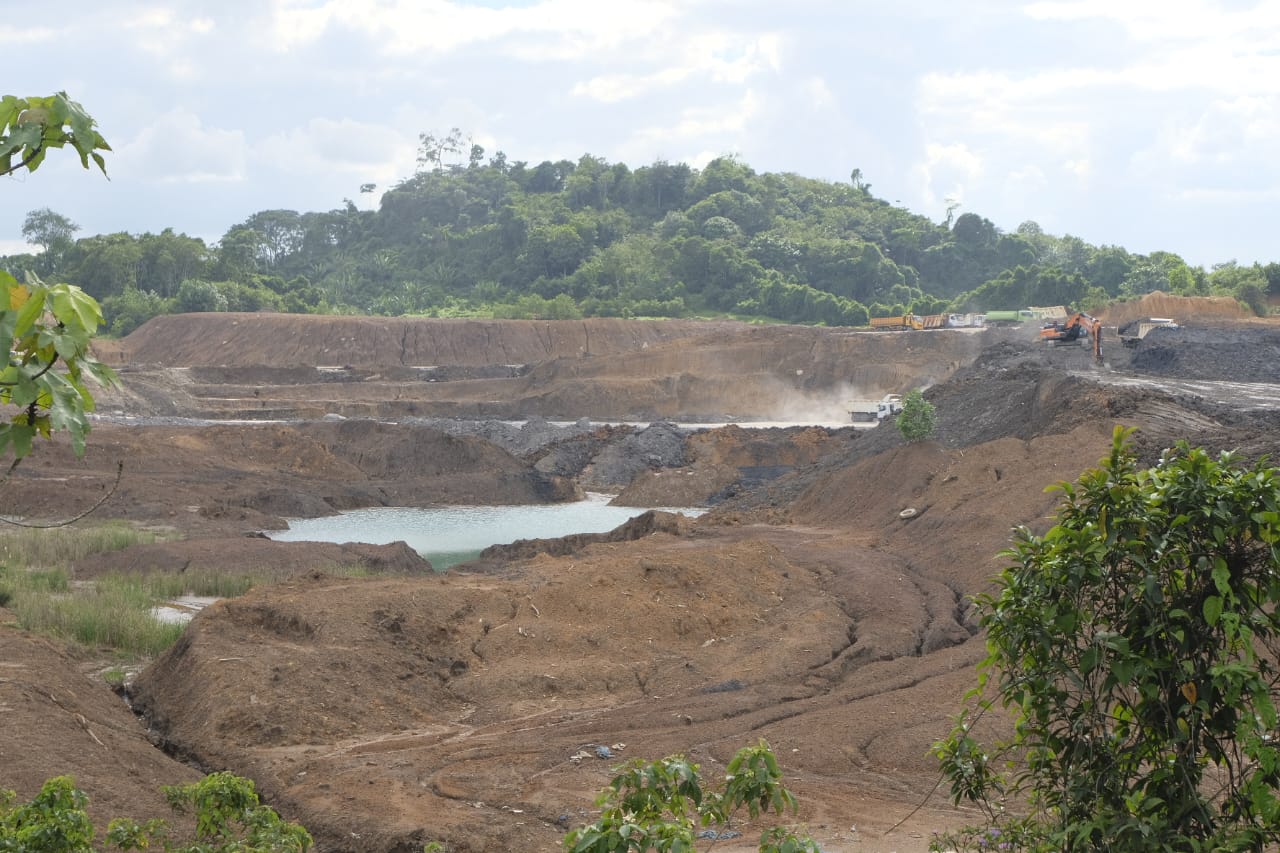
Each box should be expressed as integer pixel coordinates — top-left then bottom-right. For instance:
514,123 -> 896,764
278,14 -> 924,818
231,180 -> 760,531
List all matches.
266,493 -> 705,569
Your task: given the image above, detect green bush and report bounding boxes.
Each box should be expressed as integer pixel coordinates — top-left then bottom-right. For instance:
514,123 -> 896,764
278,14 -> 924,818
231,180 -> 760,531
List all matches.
174,278 -> 228,313
565,740 -> 819,852
101,287 -> 173,337
0,772 -> 312,852
895,389 -> 936,443
933,428 -> 1280,851
0,777 -> 94,852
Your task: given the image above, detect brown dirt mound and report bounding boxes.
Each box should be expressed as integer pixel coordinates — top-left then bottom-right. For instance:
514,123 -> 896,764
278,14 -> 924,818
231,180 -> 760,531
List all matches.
128,520 -> 987,852
471,509 -> 695,564
787,423 -> 1121,591
73,539 -> 433,579
613,424 -> 851,506
0,627 -> 201,833
3,420 -> 577,536
1098,291 -> 1249,326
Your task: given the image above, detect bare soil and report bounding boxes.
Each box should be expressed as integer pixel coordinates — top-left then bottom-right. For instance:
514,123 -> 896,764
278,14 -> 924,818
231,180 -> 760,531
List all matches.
3,305 -> 1278,852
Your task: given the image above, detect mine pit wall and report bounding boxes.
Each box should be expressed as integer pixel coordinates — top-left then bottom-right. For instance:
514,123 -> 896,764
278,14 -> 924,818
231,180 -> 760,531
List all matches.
97,316 -> 998,421
103,314 -> 749,368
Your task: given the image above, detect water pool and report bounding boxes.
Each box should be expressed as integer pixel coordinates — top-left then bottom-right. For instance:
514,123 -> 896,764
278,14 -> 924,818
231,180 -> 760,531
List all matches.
266,493 -> 705,568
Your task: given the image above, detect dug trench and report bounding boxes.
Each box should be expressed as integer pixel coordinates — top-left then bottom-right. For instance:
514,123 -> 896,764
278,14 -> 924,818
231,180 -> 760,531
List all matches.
2,300 -> 1278,852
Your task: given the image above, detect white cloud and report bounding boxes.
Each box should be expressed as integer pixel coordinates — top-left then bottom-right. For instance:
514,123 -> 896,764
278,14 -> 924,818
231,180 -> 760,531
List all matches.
911,142 -> 982,211
118,5 -> 219,80
114,110 -> 248,184
1170,185 -> 1280,202
1130,91 -> 1280,196
1020,0 -> 1280,95
919,68 -> 1102,147
910,0 -> 1280,237
571,32 -> 781,103
268,0 -> 682,59
1062,159 -> 1090,178
0,25 -> 56,45
803,76 -> 835,110
572,68 -> 693,104
626,90 -> 762,158
702,32 -> 782,84
122,7 -> 179,29
1023,0 -> 1280,43
0,239 -> 35,256
256,117 -> 418,190
1008,164 -> 1048,189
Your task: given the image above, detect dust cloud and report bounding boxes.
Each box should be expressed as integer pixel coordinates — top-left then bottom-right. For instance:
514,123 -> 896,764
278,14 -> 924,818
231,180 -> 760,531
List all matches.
755,377 -> 875,426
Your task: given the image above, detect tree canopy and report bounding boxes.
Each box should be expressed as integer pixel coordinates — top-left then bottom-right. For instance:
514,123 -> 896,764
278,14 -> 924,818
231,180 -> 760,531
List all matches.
3,128 -> 1273,333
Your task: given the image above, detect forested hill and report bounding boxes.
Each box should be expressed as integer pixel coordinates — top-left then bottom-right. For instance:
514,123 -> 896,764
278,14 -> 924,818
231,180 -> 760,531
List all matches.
6,150 -> 1278,335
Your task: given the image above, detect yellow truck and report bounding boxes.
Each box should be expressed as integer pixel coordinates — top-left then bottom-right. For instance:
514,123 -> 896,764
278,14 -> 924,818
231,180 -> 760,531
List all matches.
869,313 -> 919,330
868,313 -> 947,330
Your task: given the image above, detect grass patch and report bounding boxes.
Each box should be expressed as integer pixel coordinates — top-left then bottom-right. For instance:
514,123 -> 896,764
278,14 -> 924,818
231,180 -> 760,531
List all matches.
19,567 -> 70,594
122,570 -> 258,600
105,563 -> 375,599
101,667 -> 128,688
10,577 -> 186,657
1,569 -> 220,657
0,521 -> 175,570
1,535 -> 385,658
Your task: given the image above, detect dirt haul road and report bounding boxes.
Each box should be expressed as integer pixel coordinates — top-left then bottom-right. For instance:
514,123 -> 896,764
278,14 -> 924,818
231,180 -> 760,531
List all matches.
3,300 -> 1279,852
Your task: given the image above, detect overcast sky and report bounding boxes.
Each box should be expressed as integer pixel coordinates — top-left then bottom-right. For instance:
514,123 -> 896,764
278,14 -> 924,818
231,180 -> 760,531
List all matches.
4,0 -> 1278,269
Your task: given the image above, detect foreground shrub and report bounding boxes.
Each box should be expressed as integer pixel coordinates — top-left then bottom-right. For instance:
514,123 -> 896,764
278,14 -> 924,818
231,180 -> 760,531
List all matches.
565,739 -> 819,852
933,427 -> 1280,851
0,772 -> 311,852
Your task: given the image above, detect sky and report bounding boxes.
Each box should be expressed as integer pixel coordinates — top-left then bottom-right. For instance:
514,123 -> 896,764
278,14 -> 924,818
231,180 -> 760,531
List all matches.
4,0 -> 1279,269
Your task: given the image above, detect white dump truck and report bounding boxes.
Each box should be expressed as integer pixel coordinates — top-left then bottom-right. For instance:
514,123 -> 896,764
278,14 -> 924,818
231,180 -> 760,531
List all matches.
1119,317 -> 1180,348
848,394 -> 904,424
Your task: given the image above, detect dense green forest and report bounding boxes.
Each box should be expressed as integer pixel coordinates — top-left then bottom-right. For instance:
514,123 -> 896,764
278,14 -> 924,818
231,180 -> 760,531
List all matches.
5,135 -> 1278,336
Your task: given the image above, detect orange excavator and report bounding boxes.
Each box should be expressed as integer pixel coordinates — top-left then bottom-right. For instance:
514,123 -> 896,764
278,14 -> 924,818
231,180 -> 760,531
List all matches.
1040,311 -> 1103,363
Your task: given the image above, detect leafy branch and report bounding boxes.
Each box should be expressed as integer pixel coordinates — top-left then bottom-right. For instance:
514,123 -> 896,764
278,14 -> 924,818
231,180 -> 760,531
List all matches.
1,92 -> 110,178
1,271 -> 118,463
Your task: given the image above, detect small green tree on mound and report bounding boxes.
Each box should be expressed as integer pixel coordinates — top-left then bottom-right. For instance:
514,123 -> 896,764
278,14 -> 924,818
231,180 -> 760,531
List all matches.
933,428 -> 1280,851
565,740 -> 819,853
0,773 -> 311,852
895,388 -> 936,443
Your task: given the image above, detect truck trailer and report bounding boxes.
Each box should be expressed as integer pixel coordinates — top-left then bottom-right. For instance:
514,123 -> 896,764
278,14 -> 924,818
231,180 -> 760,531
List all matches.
848,394 -> 904,424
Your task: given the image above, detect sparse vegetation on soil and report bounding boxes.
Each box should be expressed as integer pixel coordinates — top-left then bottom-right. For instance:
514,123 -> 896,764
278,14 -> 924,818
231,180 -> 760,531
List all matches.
2,302 -> 1278,852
